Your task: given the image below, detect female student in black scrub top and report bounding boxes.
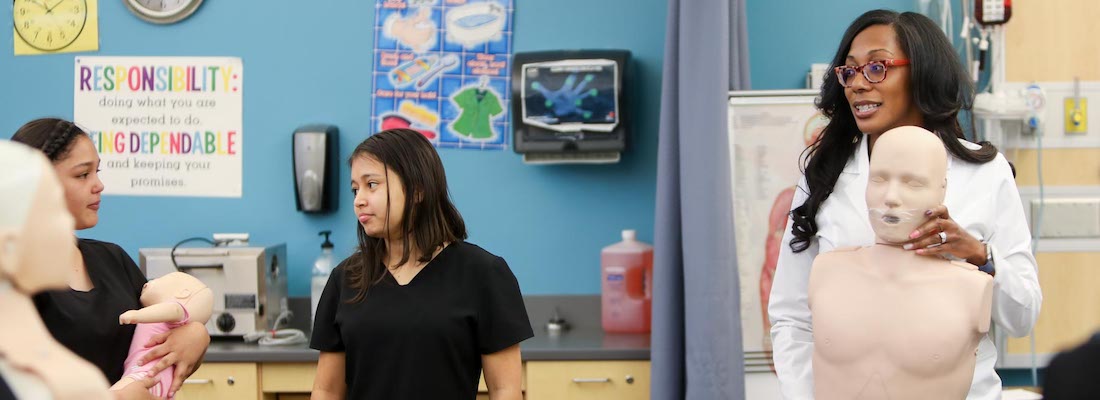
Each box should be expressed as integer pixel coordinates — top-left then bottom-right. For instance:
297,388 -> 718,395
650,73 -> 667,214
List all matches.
11,118 -> 211,398
311,128 -> 533,400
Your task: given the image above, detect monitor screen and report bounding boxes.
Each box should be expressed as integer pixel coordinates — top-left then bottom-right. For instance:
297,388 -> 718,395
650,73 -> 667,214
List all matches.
520,59 -> 619,133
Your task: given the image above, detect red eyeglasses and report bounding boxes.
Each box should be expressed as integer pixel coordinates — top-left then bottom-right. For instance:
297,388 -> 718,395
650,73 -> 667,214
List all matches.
834,59 -> 910,87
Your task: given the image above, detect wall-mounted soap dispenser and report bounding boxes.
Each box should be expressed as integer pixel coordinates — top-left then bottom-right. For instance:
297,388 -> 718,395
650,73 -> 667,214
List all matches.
292,125 -> 339,213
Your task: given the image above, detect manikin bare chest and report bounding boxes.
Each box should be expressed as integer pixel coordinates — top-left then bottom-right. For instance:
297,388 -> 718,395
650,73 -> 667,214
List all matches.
808,246 -> 991,400
0,293 -> 110,400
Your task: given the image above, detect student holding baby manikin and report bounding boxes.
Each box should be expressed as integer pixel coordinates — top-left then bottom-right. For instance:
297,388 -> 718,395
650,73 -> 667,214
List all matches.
11,118 -> 210,398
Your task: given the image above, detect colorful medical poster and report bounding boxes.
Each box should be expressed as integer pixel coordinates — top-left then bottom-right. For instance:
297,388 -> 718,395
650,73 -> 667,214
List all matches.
74,56 -> 244,197
371,0 -> 513,150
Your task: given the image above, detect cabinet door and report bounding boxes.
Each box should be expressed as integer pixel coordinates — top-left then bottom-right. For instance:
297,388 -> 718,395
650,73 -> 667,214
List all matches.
261,363 -> 316,393
174,362 -> 259,400
526,361 -> 649,400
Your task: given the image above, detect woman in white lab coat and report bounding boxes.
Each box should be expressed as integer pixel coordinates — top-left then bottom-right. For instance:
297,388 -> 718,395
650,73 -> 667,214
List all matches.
767,10 -> 1041,400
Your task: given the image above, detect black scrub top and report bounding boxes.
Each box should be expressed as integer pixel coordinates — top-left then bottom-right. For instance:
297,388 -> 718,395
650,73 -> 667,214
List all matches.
311,241 -> 534,400
0,375 -> 14,400
33,239 -> 146,383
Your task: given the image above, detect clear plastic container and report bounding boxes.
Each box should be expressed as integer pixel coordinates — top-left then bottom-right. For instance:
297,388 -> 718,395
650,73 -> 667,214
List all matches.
601,229 -> 653,333
311,230 -> 334,324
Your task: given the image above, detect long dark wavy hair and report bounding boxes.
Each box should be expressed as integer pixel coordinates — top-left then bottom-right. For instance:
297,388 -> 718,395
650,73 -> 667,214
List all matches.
789,10 -> 997,253
10,118 -> 88,162
345,128 -> 467,302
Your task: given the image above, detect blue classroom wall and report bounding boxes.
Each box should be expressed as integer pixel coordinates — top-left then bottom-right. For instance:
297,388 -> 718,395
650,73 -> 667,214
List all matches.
0,0 -> 667,296
748,0 -> 915,89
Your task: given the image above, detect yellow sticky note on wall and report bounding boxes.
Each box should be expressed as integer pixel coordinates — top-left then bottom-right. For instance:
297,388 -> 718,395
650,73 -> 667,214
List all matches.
13,0 -> 100,56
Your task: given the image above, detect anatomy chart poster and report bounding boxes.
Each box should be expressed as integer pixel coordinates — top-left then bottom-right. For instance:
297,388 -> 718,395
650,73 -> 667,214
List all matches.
728,94 -> 826,370
371,0 -> 513,150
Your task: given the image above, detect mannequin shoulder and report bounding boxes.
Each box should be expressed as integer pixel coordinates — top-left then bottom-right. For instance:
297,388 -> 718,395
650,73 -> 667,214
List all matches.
811,246 -> 864,270
946,260 -> 993,288
831,246 -> 863,253
815,246 -> 863,260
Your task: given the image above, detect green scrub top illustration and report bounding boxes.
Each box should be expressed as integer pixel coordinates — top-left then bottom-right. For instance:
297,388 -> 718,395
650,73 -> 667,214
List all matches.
451,86 -> 503,140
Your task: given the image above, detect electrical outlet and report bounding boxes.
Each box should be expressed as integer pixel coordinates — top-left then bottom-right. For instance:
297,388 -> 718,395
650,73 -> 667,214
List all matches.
1031,198 -> 1100,238
1064,97 -> 1088,134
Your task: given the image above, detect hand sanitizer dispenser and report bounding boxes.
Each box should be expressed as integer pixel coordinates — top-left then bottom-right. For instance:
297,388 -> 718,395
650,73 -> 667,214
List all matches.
293,125 -> 339,213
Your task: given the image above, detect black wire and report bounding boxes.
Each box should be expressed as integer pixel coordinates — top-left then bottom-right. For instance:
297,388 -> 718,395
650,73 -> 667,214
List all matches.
170,237 -> 217,270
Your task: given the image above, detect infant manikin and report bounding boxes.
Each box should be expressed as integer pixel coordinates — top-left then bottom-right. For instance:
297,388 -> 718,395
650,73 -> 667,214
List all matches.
808,126 -> 994,400
0,141 -> 112,400
109,272 -> 213,399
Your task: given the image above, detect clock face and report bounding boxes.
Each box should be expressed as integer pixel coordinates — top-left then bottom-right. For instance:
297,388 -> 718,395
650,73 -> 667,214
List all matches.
124,0 -> 202,24
13,0 -> 88,51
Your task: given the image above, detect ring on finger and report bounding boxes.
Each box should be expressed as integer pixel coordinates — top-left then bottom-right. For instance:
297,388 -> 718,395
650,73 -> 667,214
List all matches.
938,231 -> 948,244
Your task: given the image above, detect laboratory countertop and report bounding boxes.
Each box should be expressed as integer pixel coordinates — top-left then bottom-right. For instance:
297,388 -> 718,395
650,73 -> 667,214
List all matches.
204,329 -> 650,363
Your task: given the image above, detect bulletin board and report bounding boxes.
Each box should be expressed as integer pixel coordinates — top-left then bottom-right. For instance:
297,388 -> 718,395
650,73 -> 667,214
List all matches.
727,90 -> 825,371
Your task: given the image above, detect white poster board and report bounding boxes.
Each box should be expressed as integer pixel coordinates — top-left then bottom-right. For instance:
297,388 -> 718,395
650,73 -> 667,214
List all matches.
74,56 -> 244,197
728,90 -> 827,372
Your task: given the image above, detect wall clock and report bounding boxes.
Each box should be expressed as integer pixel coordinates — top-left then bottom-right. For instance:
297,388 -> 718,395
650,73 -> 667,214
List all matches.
124,0 -> 202,24
13,0 -> 89,51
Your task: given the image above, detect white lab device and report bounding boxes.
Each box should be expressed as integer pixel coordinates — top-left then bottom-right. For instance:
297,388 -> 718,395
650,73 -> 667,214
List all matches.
141,243 -> 289,337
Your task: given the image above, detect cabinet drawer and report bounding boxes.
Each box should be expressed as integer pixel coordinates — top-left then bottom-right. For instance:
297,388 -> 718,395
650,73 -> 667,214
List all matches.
260,362 -> 515,394
526,361 -> 649,400
261,363 -> 316,393
174,362 -> 258,400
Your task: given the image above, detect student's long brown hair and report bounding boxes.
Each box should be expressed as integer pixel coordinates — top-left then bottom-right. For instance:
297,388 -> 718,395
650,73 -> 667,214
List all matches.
345,129 -> 466,303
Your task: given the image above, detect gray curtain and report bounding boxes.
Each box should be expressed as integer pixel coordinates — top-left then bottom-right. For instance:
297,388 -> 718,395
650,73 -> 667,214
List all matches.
652,0 -> 750,398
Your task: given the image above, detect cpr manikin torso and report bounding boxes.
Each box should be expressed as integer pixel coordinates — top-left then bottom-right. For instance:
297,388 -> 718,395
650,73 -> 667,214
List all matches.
109,272 -> 213,399
808,127 -> 994,400
0,142 -> 111,400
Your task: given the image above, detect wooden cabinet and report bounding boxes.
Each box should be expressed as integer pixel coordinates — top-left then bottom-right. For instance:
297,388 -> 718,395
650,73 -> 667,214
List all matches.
260,363 -> 316,393
174,362 -> 259,400
255,362 -> 514,398
525,361 -> 650,400
179,360 -> 649,400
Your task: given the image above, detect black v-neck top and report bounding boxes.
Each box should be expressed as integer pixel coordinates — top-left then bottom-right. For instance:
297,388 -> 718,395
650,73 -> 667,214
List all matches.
0,375 -> 14,400
33,239 -> 147,383
311,241 -> 533,400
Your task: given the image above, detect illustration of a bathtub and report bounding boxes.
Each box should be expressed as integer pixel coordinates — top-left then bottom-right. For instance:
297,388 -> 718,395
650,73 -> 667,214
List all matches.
445,2 -> 506,48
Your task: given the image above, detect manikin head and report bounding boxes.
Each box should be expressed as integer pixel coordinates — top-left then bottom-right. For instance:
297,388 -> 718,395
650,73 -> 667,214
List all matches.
0,141 -> 78,294
866,126 -> 948,244
140,272 -> 215,324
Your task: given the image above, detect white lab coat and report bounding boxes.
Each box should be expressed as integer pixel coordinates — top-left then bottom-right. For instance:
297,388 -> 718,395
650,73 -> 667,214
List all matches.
768,135 -> 1042,400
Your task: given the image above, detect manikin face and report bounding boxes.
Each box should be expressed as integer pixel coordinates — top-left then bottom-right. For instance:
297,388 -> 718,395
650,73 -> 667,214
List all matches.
17,168 -> 78,293
350,155 -> 408,240
866,126 -> 947,244
52,136 -> 104,230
